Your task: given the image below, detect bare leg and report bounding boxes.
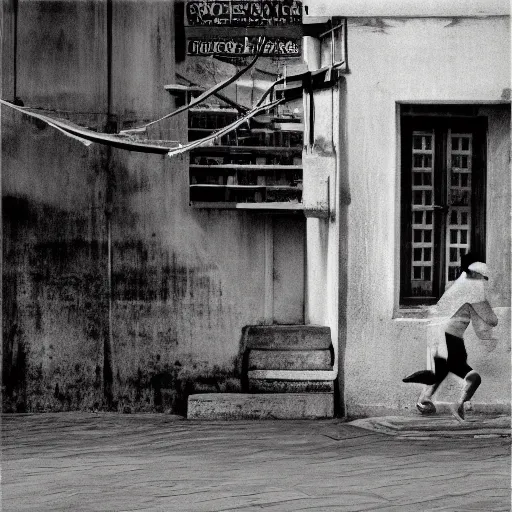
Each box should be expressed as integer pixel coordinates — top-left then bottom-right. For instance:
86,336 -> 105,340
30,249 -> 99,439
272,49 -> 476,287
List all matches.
416,357 -> 448,415
461,370 -> 482,402
417,382 -> 441,414
451,370 -> 481,422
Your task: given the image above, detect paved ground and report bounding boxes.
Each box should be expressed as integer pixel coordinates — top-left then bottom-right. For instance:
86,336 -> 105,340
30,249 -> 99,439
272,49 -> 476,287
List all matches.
350,413 -> 511,439
2,413 -> 510,511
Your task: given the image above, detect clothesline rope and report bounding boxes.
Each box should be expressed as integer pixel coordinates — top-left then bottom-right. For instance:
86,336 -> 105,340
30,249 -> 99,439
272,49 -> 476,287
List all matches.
1,61 -> 341,156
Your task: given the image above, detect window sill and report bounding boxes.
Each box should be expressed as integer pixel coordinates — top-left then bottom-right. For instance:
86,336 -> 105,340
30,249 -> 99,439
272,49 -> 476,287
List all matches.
190,201 -> 305,213
393,306 -> 434,320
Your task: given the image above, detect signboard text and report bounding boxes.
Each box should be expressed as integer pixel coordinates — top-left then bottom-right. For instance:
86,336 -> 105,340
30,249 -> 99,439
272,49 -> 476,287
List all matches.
187,37 -> 300,56
186,1 -> 303,26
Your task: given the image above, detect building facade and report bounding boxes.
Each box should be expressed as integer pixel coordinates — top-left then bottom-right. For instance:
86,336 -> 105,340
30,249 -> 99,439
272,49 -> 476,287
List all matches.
2,0 -> 510,416
304,0 -> 511,415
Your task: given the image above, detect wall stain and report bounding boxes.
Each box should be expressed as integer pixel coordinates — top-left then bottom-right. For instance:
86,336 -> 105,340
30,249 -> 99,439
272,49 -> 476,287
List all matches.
3,0 -> 265,414
3,192 -> 235,413
444,18 -> 463,28
356,17 -> 391,34
2,193 -> 108,412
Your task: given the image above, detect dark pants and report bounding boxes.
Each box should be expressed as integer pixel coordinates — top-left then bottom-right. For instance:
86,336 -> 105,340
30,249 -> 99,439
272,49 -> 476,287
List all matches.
433,333 -> 473,383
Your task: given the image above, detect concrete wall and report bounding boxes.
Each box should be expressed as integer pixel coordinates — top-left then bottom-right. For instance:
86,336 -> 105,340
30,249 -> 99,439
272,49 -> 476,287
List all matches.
303,83 -> 344,411
2,0 -> 304,413
4,3 -> 509,417
2,0 -> 110,413
306,0 -> 510,18
338,17 -> 511,416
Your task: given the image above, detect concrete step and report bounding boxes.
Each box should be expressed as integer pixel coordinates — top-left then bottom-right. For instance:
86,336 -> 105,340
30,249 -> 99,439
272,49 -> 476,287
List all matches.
187,393 -> 334,420
248,379 -> 334,393
248,349 -> 333,371
247,369 -> 337,381
243,325 -> 332,350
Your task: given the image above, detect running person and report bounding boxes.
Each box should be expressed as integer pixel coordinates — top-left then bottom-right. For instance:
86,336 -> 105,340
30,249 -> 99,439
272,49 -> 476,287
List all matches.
403,261 -> 498,422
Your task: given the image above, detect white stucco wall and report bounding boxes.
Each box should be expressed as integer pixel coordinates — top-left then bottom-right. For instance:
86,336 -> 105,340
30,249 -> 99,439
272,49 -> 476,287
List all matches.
304,87 -> 340,355
338,17 -> 511,416
305,0 -> 510,18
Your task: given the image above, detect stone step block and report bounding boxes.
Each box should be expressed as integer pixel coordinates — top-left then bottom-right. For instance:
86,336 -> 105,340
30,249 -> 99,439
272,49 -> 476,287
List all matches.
247,369 -> 337,381
248,379 -> 334,393
248,349 -> 333,371
243,325 -> 332,350
187,393 -> 334,420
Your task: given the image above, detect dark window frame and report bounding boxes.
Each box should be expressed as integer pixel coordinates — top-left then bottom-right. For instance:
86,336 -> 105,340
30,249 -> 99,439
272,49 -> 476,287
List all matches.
400,110 -> 487,307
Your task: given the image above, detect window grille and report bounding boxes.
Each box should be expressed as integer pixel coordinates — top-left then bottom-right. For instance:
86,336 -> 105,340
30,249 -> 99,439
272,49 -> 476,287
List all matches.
446,132 -> 472,283
400,112 -> 486,305
410,131 -> 435,296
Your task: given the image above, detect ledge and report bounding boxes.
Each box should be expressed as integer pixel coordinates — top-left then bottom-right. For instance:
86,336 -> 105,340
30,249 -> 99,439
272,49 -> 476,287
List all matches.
164,84 -> 204,94
191,145 -> 303,154
190,164 -> 302,171
305,0 -> 509,17
190,185 -> 300,191
393,307 -> 432,320
247,370 -> 337,381
190,201 -> 305,212
187,393 -> 334,420
393,300 -> 442,319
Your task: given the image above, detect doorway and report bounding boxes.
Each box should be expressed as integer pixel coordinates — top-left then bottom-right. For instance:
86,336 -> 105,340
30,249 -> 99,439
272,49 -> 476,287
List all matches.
264,215 -> 305,324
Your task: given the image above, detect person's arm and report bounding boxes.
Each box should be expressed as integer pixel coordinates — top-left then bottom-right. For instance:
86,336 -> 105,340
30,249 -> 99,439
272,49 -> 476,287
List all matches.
471,301 -> 498,327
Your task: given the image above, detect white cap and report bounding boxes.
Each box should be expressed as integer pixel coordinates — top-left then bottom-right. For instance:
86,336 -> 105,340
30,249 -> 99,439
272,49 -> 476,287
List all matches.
468,261 -> 489,278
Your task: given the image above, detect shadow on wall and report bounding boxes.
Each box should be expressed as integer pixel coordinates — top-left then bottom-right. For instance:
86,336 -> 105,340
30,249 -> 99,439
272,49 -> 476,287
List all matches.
2,195 -> 108,413
2,195 -> 247,414
147,358 -> 242,416
336,77 -> 350,418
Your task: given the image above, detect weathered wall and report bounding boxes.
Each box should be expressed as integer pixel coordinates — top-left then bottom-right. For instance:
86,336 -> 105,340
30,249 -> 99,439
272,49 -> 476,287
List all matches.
2,0 -> 304,413
306,0 -> 509,18
2,0 -> 109,412
2,110 -> 109,412
339,17 -> 511,416
108,148 -> 272,412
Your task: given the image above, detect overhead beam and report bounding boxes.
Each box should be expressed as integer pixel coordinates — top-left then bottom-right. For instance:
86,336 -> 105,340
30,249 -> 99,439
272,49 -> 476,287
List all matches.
304,0 -> 509,18
184,24 -> 332,38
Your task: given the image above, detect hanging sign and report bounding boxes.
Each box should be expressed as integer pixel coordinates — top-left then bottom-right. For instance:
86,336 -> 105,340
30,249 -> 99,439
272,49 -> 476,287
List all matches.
185,1 -> 303,57
187,36 -> 301,56
186,0 -> 303,26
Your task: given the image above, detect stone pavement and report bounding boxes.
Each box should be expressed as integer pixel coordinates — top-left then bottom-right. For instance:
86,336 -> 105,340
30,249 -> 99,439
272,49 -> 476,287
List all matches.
350,413 -> 511,439
2,412 -> 510,511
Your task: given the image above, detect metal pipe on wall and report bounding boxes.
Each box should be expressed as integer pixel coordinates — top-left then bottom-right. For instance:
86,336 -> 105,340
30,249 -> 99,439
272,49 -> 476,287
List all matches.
104,0 -> 115,406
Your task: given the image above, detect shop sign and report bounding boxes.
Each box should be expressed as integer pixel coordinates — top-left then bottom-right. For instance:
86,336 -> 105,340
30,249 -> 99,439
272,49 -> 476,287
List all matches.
186,0 -> 303,26
187,36 -> 300,56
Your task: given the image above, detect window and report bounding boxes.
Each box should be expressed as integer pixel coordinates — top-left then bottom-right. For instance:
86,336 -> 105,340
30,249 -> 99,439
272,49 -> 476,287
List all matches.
319,18 -> 347,69
400,112 -> 487,306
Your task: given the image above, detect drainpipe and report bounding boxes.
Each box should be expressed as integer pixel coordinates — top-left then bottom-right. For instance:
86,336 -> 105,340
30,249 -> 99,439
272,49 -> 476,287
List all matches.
302,36 -> 320,151
13,0 -> 18,101
103,0 -> 115,407
104,164 -> 115,407
3,0 -> 19,103
302,35 -> 321,326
